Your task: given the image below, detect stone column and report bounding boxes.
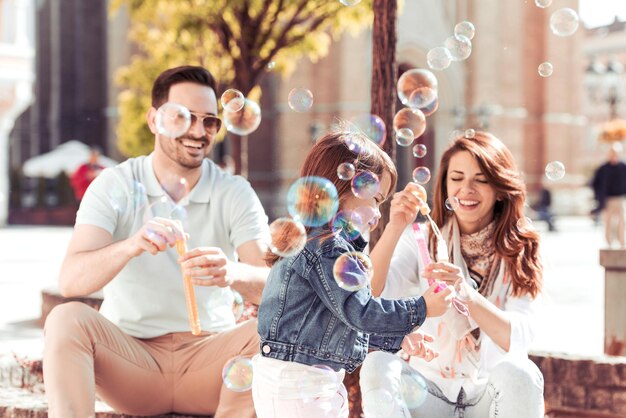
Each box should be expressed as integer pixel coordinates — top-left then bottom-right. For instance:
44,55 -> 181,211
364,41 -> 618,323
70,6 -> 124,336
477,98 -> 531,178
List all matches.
600,249 -> 626,356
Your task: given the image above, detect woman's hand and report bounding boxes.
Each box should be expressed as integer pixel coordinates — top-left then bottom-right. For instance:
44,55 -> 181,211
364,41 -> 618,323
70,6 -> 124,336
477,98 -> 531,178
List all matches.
422,261 -> 464,287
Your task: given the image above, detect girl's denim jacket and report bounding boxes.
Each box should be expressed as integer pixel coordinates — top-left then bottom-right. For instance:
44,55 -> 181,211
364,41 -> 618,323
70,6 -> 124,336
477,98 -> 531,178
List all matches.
257,227 -> 428,372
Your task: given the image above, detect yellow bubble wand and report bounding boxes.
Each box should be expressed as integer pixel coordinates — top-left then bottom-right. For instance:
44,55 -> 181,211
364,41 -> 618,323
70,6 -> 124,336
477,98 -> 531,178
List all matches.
174,221 -> 201,335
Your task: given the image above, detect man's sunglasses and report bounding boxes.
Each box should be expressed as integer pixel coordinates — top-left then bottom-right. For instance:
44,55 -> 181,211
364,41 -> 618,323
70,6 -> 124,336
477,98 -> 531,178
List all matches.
189,112 -> 222,134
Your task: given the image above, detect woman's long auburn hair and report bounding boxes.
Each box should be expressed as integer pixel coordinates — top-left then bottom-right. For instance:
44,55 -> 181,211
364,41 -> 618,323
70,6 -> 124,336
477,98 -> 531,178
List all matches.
265,130 -> 398,267
429,131 -> 542,298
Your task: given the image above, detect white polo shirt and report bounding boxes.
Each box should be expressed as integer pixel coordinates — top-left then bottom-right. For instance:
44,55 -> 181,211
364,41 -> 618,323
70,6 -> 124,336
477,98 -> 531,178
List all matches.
76,154 -> 270,338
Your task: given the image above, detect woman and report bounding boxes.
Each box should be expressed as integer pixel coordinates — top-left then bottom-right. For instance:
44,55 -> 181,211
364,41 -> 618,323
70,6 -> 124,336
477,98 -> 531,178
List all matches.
361,131 -> 545,417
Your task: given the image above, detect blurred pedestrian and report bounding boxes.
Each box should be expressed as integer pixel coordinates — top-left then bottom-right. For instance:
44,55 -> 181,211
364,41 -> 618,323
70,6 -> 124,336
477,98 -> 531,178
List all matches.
534,186 -> 556,232
590,142 -> 626,248
69,146 -> 104,202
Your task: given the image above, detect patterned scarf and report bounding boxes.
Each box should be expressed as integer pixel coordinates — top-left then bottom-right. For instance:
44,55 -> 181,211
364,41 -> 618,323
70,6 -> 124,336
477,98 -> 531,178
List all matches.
459,220 -> 501,297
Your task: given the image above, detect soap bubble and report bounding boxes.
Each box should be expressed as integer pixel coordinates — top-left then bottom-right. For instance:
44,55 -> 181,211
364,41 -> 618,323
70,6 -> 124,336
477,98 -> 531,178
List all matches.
288,87 -> 314,112
362,388 -> 396,418
337,162 -> 356,181
427,47 -> 452,71
287,176 -> 339,227
155,102 -> 191,138
269,217 -> 307,257
222,356 -> 253,392
444,35 -> 472,61
395,128 -> 415,147
550,8 -> 579,37
535,0 -> 552,8
397,69 -> 438,109
393,108 -> 426,141
220,89 -> 245,112
538,62 -> 553,77
454,21 -> 475,40
331,210 -> 365,240
412,144 -> 427,158
351,171 -> 380,200
412,167 -> 431,185
232,289 -> 244,321
223,98 -> 262,136
445,196 -> 460,211
401,373 -> 428,409
333,251 -> 372,291
545,161 -> 565,180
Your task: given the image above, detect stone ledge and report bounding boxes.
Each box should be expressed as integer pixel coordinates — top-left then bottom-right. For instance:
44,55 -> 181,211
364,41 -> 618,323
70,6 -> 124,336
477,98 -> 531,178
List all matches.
530,351 -> 626,416
40,287 -> 103,326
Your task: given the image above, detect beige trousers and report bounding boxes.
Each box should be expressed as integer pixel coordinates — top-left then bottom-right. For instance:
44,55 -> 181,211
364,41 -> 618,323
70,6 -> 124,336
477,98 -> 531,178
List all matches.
604,196 -> 625,247
43,302 -> 258,418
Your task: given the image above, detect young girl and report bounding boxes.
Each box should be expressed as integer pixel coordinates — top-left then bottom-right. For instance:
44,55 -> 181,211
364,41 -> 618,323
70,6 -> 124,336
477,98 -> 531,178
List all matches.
252,131 -> 452,417
361,131 -> 545,417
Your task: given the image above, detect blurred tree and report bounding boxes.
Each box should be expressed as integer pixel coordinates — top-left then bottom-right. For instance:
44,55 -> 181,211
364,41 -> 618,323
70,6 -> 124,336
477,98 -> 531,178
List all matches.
111,0 -> 373,172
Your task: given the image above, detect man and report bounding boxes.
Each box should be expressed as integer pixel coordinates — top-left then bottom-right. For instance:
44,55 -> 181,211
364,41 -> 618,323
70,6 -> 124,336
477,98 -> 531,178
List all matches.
591,142 -> 626,248
70,146 -> 105,202
44,66 -> 270,417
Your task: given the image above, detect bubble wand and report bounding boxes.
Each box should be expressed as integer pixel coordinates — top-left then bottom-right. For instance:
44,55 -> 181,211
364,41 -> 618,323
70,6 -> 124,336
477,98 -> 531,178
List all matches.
411,194 -> 469,316
174,222 -> 202,335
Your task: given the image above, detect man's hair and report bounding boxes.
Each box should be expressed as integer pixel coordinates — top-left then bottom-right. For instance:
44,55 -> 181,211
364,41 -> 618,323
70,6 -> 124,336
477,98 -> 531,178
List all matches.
151,66 -> 217,108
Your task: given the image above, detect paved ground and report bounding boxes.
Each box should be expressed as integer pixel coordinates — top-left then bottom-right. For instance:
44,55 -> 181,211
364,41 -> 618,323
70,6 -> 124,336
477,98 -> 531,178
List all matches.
0,215 -> 610,359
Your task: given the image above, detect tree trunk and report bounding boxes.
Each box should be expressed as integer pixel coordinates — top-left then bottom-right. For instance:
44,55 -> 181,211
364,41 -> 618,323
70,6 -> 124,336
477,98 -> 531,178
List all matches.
369,0 -> 398,249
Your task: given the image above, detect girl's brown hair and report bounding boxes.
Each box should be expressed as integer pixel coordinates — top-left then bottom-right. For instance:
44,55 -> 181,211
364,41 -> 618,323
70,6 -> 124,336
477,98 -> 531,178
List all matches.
429,131 -> 542,298
265,130 -> 398,266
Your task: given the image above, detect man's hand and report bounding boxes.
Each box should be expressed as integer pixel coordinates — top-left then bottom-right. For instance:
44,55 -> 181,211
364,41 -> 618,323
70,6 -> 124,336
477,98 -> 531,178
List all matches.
179,247 -> 235,287
127,217 -> 186,257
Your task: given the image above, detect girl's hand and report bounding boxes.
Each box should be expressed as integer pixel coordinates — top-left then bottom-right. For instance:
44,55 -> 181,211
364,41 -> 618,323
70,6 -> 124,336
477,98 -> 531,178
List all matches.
423,282 -> 452,317
401,331 -> 438,361
422,262 -> 463,287
388,183 -> 428,229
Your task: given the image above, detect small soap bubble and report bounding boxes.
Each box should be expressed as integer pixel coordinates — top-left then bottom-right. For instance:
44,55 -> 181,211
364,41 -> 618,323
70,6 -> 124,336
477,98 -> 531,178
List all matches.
287,176 -> 339,227
465,128 -> 476,139
269,217 -> 307,257
288,87 -> 314,112
223,99 -> 262,136
333,251 -> 372,291
351,171 -> 380,200
401,373 -> 428,409
220,89 -> 245,112
445,196 -> 460,211
538,62 -> 553,77
516,216 -> 534,232
339,0 -> 361,5
222,356 -> 253,392
444,35 -> 472,61
155,102 -> 191,138
337,162 -> 356,181
232,289 -> 244,321
331,210 -> 365,240
454,20 -> 475,40
350,114 -> 386,147
550,8 -> 579,37
109,181 -> 148,215
412,167 -> 431,184
535,0 -> 552,8
393,108 -> 426,141
545,161 -> 565,180
427,47 -> 452,71
362,388 -> 396,418
395,128 -> 415,147
266,61 -> 276,70
412,144 -> 428,158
